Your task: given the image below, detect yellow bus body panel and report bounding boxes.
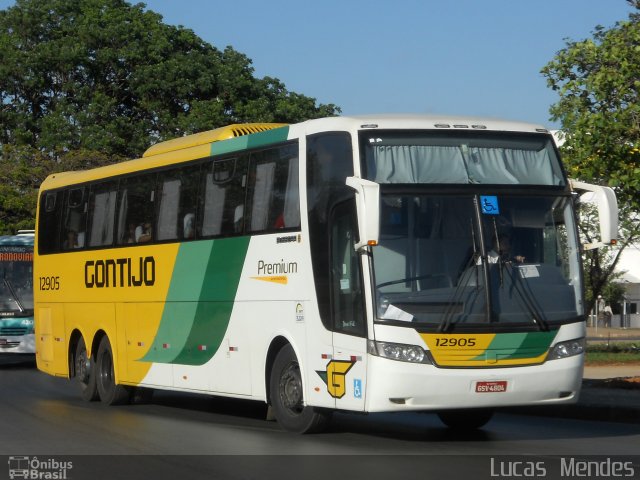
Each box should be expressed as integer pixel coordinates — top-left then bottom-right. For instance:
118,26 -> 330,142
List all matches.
34,243 -> 179,382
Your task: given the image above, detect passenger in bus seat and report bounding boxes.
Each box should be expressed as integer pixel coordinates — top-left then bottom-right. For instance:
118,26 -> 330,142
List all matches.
273,212 -> 285,229
63,230 -> 79,249
135,222 -> 152,243
183,213 -> 195,239
123,222 -> 137,244
233,205 -> 244,233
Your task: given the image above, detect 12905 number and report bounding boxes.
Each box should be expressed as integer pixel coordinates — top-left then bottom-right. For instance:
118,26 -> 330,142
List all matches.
435,337 -> 477,347
39,276 -> 60,291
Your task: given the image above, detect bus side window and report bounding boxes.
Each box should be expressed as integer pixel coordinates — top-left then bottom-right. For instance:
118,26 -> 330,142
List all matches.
38,191 -> 64,254
201,156 -> 247,237
306,132 -> 354,331
88,181 -> 118,248
246,143 -> 300,233
157,165 -> 200,241
280,145 -> 300,229
63,188 -> 87,249
116,174 -> 156,245
330,200 -> 365,336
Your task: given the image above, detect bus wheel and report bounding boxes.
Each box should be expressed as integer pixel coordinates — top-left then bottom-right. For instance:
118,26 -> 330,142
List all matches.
74,337 -> 98,402
269,344 -> 331,434
437,408 -> 494,430
95,336 -> 131,405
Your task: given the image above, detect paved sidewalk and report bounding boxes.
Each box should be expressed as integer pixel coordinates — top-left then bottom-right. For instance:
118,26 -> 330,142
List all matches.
586,326 -> 640,341
584,365 -> 640,379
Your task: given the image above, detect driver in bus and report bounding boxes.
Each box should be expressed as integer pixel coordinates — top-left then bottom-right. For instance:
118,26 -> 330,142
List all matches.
486,233 -> 525,264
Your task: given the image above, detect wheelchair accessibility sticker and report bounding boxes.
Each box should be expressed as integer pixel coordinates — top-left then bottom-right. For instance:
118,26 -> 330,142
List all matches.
480,195 -> 500,215
354,379 -> 362,399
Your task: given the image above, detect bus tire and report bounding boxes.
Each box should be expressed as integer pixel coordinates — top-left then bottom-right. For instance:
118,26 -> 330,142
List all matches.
95,336 -> 131,406
74,337 -> 99,402
437,408 -> 494,430
269,344 -> 331,434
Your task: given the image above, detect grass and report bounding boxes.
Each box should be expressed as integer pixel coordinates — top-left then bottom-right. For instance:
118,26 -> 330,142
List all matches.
585,342 -> 640,366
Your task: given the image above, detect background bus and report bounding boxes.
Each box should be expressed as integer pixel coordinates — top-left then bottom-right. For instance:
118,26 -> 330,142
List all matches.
0,231 -> 35,359
34,116 -> 617,432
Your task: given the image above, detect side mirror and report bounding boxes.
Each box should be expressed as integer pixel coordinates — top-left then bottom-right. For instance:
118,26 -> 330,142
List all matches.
570,179 -> 618,250
346,177 -> 380,250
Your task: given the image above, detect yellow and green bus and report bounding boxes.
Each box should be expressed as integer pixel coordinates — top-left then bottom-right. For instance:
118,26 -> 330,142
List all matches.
34,115 -> 617,432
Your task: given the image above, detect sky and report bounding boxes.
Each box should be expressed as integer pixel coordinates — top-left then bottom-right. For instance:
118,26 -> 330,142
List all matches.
0,0 -> 636,128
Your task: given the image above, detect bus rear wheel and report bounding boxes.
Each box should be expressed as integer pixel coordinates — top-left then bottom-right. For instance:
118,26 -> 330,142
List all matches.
74,337 -> 98,401
269,344 -> 331,433
95,336 -> 131,405
437,408 -> 494,430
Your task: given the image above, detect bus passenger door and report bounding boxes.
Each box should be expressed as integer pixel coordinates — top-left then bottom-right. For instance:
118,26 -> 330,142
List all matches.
329,201 -> 367,411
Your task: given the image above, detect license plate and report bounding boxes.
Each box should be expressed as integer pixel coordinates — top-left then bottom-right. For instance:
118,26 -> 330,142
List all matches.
475,380 -> 507,393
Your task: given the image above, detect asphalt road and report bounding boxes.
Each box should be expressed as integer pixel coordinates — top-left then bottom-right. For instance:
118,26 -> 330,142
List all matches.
1,359 -> 639,480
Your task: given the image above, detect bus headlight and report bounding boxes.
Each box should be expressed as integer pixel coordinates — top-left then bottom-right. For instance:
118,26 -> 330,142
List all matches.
367,340 -> 433,364
548,338 -> 585,360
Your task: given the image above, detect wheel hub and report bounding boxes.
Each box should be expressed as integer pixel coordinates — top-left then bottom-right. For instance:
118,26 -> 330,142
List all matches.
280,364 -> 303,411
76,353 -> 90,383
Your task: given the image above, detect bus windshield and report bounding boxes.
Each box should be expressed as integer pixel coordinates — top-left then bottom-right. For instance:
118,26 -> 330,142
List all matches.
372,193 -> 582,329
361,131 -> 565,186
0,248 -> 34,314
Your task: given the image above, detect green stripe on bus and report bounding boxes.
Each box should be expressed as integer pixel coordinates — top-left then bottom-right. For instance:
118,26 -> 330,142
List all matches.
171,236 -> 250,365
499,330 -> 557,360
471,330 -> 557,361
210,126 -> 290,156
141,237 -> 250,365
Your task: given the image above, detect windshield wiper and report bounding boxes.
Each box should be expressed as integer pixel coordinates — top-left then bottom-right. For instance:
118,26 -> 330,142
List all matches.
3,278 -> 25,313
498,261 -> 549,331
438,218 -> 480,332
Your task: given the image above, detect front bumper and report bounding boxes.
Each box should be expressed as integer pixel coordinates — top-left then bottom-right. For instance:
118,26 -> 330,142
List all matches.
365,353 -> 583,412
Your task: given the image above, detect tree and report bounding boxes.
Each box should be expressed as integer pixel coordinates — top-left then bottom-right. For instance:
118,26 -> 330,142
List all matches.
0,0 -> 340,159
542,0 -> 640,313
0,0 -> 340,234
0,144 -> 123,234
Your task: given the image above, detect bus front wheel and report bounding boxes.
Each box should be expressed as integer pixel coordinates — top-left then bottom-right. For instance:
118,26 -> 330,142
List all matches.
74,337 -> 98,402
269,344 -> 331,433
95,336 -> 131,405
437,408 -> 494,430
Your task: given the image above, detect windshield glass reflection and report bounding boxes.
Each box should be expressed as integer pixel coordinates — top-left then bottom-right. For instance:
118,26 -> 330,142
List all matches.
0,250 -> 34,313
373,194 -> 582,329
